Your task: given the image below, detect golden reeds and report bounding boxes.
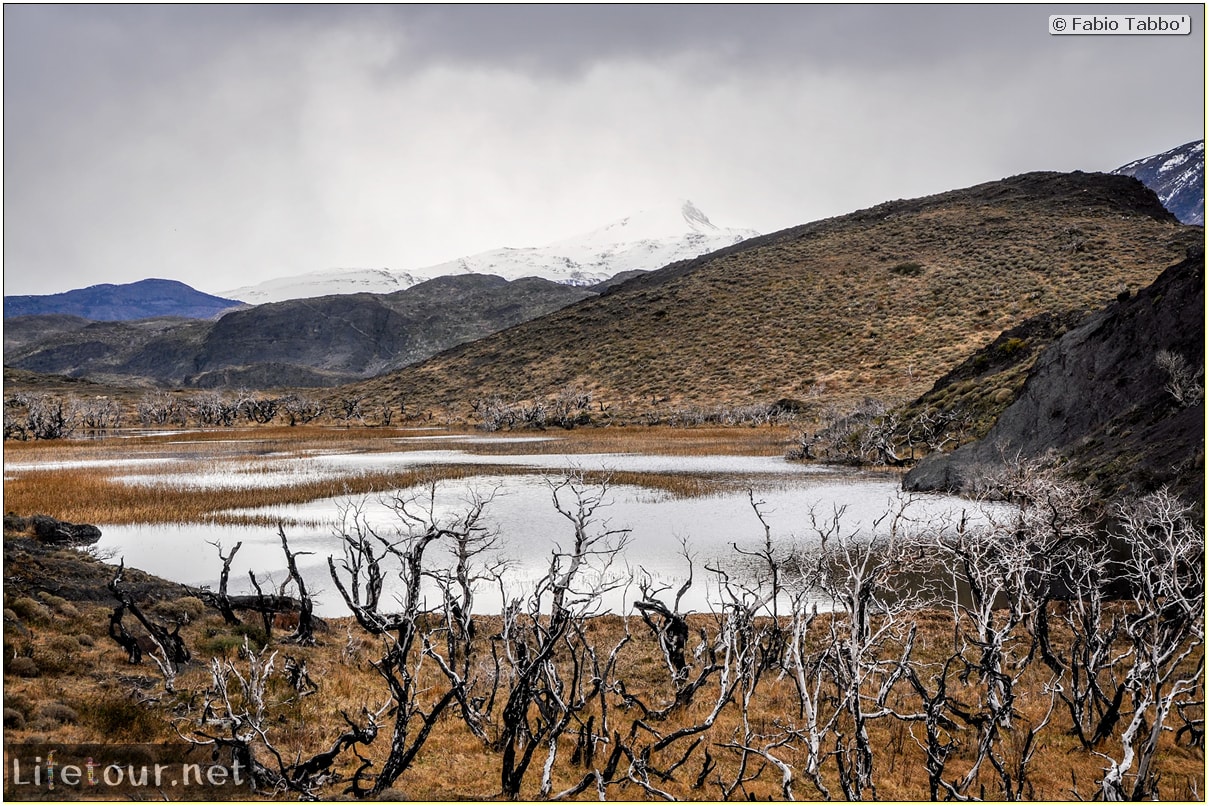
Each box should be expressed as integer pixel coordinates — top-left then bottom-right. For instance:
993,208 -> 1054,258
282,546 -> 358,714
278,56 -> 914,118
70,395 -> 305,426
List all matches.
3,426 -> 800,525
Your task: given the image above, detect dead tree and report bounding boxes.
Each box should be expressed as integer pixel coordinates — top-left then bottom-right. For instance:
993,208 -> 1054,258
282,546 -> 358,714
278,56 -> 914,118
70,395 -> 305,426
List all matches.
191,583 -> 301,636
1155,349 -> 1204,408
248,570 -> 276,639
1098,489 -> 1205,801
634,539 -> 695,684
234,529 -> 319,646
137,391 -> 186,427
767,506 -> 855,801
931,511 -> 1037,797
1051,541 -> 1129,750
108,560 -> 191,690
979,457 -> 1099,670
713,591 -> 792,801
564,546 -> 730,801
326,489 -> 466,796
703,495 -> 802,799
635,597 -> 690,677
335,395 -> 366,426
899,643 -> 963,801
78,396 -> 122,432
619,543 -> 723,725
904,404 -> 972,457
805,497 -> 926,801
533,611 -> 631,800
240,395 -> 279,424
108,605 -> 145,663
926,460 -> 1100,800
611,498 -> 798,802
284,655 -> 319,696
419,485 -> 506,746
181,637 -> 382,798
191,540 -> 244,625
495,473 -> 632,799
656,565 -> 755,801
187,392 -> 240,427
793,397 -> 904,466
276,524 -> 317,645
280,394 -> 325,426
781,592 -> 834,799
31,394 -> 81,439
607,501 -> 802,801
550,386 -> 592,429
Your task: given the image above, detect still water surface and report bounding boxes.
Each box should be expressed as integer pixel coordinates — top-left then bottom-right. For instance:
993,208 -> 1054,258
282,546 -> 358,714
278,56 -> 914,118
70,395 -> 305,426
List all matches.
89,441 -> 975,616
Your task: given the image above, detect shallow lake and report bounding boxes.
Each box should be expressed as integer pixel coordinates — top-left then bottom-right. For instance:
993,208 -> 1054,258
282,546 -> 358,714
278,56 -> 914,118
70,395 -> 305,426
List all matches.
84,437 -> 979,616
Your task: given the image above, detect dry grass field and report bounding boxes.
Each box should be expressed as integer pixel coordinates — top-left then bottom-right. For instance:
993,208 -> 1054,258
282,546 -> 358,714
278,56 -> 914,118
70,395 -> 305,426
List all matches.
3,561 -> 1202,801
3,426 -> 1204,801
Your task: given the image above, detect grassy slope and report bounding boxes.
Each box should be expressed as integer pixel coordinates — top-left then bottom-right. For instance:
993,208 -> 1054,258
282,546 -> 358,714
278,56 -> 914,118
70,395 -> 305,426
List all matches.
346,172 -> 1199,414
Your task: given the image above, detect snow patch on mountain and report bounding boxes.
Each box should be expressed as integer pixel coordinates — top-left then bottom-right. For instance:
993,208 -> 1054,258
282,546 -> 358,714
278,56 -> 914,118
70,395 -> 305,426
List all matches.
225,201 -> 759,304
1112,139 -> 1204,226
226,267 -> 421,303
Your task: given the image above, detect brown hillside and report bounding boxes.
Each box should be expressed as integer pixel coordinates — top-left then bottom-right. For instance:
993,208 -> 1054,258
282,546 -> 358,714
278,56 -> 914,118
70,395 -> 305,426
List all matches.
343,172 -> 1200,415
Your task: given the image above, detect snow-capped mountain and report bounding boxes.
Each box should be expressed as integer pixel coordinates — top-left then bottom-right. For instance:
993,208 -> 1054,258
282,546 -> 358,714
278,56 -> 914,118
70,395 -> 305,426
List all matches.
224,267 -> 423,303
225,201 -> 759,304
1111,139 -> 1204,225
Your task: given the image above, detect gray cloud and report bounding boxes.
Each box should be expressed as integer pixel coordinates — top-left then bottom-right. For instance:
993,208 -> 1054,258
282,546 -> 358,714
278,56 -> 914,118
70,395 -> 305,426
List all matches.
4,4 -> 1204,296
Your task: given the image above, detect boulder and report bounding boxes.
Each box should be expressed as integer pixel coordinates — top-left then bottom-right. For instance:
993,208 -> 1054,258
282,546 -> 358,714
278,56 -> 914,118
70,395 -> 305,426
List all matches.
30,514 -> 102,546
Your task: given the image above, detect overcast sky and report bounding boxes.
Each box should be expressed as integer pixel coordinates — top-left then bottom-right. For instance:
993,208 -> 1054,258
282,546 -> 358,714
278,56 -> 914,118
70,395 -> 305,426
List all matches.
4,4 -> 1205,297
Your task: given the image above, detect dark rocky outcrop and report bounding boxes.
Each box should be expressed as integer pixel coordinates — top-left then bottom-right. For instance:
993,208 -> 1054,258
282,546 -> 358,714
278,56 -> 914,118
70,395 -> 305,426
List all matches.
3,535 -> 186,605
889,308 -> 1091,449
904,249 -> 1204,503
25,514 -> 103,545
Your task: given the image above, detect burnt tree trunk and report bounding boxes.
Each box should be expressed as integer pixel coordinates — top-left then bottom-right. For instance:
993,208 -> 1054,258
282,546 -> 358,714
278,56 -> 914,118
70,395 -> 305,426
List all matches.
277,524 -> 317,646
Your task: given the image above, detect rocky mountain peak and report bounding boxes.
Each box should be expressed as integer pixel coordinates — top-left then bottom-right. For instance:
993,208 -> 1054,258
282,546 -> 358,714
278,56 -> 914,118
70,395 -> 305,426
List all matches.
1111,139 -> 1204,225
681,200 -> 717,231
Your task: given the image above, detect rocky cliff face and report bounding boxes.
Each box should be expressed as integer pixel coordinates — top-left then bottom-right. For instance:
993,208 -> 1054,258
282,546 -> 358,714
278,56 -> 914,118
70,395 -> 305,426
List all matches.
903,249 -> 1204,503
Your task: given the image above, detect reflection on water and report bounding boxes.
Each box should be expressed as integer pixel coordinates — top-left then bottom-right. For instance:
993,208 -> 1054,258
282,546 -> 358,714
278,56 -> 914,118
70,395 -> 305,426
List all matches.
94,461 -> 976,616
5,457 -> 184,472
104,446 -> 833,492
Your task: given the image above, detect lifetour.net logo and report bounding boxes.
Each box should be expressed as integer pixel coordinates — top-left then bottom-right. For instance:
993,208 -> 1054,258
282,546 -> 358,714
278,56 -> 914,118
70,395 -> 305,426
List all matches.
4,743 -> 251,801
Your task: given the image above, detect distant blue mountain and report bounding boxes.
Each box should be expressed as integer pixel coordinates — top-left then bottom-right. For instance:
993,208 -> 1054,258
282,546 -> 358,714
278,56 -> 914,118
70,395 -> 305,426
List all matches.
4,278 -> 245,321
